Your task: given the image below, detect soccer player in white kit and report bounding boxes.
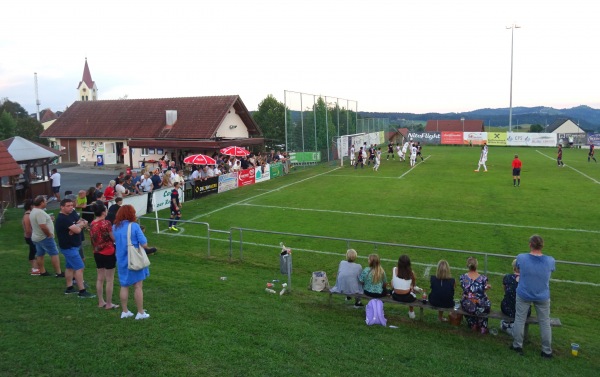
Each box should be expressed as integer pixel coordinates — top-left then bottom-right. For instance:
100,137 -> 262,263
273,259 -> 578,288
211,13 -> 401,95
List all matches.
350,145 -> 355,166
474,142 -> 488,172
373,148 -> 382,171
401,141 -> 409,161
410,143 -> 417,167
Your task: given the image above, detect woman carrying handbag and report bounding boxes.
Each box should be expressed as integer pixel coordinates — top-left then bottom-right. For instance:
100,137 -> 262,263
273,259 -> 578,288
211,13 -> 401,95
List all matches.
112,205 -> 151,320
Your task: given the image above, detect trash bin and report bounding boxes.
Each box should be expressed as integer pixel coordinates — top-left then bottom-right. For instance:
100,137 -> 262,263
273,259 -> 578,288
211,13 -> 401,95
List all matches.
97,155 -> 104,166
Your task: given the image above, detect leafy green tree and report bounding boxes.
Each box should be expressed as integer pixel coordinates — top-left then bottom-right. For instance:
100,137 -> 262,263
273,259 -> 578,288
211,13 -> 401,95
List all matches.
0,110 -> 17,139
252,95 -> 286,149
16,117 -> 47,145
1,98 -> 29,118
529,124 -> 544,132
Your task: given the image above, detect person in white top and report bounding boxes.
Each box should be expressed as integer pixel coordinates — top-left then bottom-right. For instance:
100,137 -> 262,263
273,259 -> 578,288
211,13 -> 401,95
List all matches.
206,166 -> 215,178
410,143 -> 418,167
373,148 -> 381,171
401,141 -> 409,161
350,145 -> 355,166
474,143 -> 488,172
50,168 -> 61,201
190,169 -> 201,182
114,182 -> 128,198
139,173 -> 153,192
391,255 -> 417,319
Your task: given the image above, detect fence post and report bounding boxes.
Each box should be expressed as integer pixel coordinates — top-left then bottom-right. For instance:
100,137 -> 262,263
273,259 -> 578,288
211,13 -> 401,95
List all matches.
286,253 -> 292,291
207,224 -> 211,257
239,228 -> 243,260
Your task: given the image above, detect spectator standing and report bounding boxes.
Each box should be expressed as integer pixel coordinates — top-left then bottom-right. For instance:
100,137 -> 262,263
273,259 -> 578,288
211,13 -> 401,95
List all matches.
30,196 -> 63,277
510,235 -> 555,358
106,197 -> 123,224
50,168 -> 61,201
113,205 -> 151,320
54,198 -> 95,298
151,169 -> 162,190
22,199 -> 40,275
90,202 -> 118,309
104,180 -> 116,203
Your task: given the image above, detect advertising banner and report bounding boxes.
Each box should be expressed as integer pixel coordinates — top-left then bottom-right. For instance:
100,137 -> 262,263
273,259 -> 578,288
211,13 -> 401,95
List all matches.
506,133 -> 556,147
255,163 -> 271,183
270,162 -> 284,178
587,134 -> 600,146
487,132 -> 507,146
288,151 -> 322,164
237,168 -> 255,187
192,176 -> 219,198
407,132 -> 441,144
464,132 -> 488,145
120,193 -> 148,218
151,187 -> 184,212
441,132 -> 463,145
218,172 -> 238,193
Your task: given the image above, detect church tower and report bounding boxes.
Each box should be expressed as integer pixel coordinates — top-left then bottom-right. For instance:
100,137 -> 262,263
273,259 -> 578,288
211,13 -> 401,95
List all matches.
77,58 -> 98,101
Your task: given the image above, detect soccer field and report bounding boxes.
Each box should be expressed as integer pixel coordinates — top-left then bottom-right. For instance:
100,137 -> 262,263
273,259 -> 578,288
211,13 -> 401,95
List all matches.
1,145 -> 599,376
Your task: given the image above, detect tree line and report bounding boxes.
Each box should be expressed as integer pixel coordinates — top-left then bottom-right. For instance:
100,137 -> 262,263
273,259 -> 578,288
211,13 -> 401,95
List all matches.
0,98 -> 47,145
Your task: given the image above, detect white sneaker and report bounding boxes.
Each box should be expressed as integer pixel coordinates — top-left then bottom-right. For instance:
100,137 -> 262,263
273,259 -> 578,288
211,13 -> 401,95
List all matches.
120,311 -> 134,319
408,311 -> 416,319
135,312 -> 150,320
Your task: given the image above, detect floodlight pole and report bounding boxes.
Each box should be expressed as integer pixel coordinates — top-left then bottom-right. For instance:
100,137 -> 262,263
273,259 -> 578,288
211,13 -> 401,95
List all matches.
507,24 -> 521,132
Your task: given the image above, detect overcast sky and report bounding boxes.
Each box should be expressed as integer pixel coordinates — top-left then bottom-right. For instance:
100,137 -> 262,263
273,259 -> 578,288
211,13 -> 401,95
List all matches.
1,0 -> 598,116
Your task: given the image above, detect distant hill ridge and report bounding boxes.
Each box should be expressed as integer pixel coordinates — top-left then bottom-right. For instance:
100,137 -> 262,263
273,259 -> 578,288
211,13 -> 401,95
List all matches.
359,105 -> 600,130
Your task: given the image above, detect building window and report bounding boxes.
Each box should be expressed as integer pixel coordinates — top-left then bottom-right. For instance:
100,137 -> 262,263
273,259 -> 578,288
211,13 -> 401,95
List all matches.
141,148 -> 149,157
81,96 -> 85,101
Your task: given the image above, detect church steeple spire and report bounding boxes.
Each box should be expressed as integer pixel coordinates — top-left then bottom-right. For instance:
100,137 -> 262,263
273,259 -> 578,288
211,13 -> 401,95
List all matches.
77,58 -> 98,101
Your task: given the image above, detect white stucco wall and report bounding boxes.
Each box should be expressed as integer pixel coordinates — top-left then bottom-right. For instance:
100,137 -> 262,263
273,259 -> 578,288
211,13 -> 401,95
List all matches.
214,106 -> 249,138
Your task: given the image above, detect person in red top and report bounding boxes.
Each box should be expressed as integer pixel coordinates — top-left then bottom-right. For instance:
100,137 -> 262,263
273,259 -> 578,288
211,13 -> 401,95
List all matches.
89,202 -> 118,309
512,154 -> 522,187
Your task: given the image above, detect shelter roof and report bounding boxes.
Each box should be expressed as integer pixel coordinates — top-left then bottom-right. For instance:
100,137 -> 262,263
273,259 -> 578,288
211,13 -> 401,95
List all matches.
0,142 -> 22,177
2,136 -> 62,162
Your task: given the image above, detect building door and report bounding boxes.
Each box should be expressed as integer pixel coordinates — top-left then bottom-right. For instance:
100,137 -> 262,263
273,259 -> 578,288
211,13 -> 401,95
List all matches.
59,139 -> 78,163
104,142 -> 117,164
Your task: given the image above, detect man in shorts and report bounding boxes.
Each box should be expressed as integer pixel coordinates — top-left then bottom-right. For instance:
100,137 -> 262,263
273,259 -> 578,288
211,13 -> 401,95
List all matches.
55,198 -> 95,298
386,142 -> 394,160
349,144 -> 355,166
50,168 -> 61,201
30,196 -> 63,277
512,154 -> 522,187
168,182 -> 182,231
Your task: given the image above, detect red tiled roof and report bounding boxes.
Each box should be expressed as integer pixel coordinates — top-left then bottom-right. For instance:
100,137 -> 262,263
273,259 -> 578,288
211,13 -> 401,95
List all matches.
0,142 -> 23,177
425,120 -> 484,132
41,96 -> 262,140
78,59 -> 95,89
40,109 -> 57,123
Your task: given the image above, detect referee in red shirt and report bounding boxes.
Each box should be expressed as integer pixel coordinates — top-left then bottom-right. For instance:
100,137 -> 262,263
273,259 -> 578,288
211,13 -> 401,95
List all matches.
512,154 -> 522,187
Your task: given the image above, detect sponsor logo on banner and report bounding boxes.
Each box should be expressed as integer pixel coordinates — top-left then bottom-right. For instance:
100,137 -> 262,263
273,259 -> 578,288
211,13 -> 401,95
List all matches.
152,188 -> 183,212
587,134 -> 600,146
255,164 -> 271,183
238,168 -> 255,186
487,132 -> 507,146
407,132 -> 441,144
270,162 -> 284,178
507,133 -> 556,147
218,172 -> 238,193
193,176 -> 219,198
441,132 -> 463,145
464,132 -> 488,145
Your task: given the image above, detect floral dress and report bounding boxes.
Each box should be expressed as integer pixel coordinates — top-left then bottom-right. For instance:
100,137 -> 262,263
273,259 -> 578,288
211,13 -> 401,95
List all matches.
501,273 -> 531,320
460,273 -> 491,329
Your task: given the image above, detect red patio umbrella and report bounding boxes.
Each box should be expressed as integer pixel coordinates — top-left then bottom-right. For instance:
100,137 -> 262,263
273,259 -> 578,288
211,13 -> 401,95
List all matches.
183,154 -> 217,165
220,146 -> 250,157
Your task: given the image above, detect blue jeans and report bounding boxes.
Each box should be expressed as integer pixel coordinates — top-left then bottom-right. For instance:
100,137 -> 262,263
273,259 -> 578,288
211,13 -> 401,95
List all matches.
512,295 -> 552,354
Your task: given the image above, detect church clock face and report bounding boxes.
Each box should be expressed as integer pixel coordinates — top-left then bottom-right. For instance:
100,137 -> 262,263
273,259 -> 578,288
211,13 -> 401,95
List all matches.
82,88 -> 87,92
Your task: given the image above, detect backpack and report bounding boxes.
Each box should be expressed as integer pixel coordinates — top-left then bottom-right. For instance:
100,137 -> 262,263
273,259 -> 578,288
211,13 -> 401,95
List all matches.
365,299 -> 387,326
309,271 -> 330,291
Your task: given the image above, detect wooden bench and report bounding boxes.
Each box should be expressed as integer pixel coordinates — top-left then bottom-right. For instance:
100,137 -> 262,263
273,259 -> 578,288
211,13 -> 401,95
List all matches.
324,289 -> 562,327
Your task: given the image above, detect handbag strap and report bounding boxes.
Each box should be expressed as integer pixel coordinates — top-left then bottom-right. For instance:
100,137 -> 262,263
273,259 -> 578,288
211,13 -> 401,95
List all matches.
127,222 -> 134,247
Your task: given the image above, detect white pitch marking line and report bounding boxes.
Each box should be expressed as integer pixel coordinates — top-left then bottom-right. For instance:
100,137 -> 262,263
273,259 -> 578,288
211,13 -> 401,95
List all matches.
238,203 -> 600,234
536,149 -> 600,184
398,155 -> 432,179
190,167 -> 342,220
